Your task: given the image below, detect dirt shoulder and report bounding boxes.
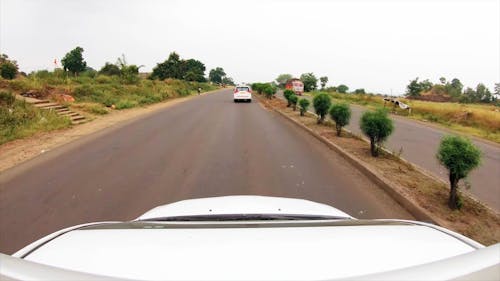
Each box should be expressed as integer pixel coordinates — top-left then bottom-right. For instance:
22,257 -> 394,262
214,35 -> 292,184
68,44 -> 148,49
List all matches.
259,95 -> 500,245
0,91 -> 218,173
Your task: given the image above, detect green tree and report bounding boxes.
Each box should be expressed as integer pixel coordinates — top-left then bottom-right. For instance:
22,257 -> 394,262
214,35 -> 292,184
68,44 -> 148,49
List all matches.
61,46 -> 87,76
354,88 -> 366,94
329,103 -> 351,136
420,79 -> 433,92
0,54 -> 18,80
263,84 -> 276,99
209,67 -> 226,84
283,89 -> 295,107
289,94 -> 298,111
222,76 -> 235,86
299,98 -> 310,116
313,93 -> 331,124
115,55 -> 143,84
450,78 -> 463,92
99,62 -> 121,76
319,76 -> 328,89
181,59 -> 206,82
151,52 -> 183,80
439,77 -> 447,85
476,83 -> 492,103
276,74 -> 293,88
337,84 -> 349,94
437,135 -> 481,210
300,73 -> 318,92
406,78 -> 423,97
252,83 -> 266,94
360,109 -> 394,157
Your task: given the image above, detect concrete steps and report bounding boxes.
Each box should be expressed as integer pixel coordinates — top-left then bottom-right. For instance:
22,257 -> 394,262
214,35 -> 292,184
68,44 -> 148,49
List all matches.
16,95 -> 87,125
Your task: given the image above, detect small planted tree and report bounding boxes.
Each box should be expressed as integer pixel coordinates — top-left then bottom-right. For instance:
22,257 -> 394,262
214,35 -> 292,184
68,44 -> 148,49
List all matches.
263,84 -> 276,99
289,94 -> 298,111
313,93 -> 331,124
299,98 -> 310,116
283,89 -> 295,107
329,103 -> 351,136
437,135 -> 481,210
360,109 -> 394,157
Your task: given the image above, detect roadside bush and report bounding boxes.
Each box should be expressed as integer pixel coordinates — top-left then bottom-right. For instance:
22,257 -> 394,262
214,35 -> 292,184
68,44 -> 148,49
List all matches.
437,135 -> 481,210
0,54 -> 19,80
263,84 -> 276,99
283,89 -> 295,107
313,93 -> 332,124
299,98 -> 310,116
0,91 -> 15,107
1,98 -> 70,144
360,108 -> 394,157
289,94 -> 298,111
329,103 -> 351,136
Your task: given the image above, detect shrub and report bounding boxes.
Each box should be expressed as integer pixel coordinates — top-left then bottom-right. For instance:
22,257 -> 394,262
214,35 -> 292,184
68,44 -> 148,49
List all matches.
263,84 -> 276,99
313,93 -> 332,124
283,89 -> 295,107
0,91 -> 15,107
360,108 -> 394,157
0,54 -> 18,79
437,135 -> 481,210
99,62 -> 121,76
252,83 -> 266,94
299,98 -> 310,116
329,103 -> 351,136
289,94 -> 298,111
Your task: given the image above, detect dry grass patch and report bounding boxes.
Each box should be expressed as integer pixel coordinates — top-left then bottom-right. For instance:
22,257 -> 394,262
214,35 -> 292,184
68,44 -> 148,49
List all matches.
261,96 -> 500,245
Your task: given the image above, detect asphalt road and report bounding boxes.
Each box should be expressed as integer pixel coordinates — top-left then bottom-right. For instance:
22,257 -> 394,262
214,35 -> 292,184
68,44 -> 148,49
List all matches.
278,92 -> 499,210
0,89 -> 412,254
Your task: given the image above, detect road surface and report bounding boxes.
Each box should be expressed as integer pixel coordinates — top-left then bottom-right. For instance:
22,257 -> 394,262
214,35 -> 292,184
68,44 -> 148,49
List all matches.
0,89 -> 412,254
278,92 -> 500,210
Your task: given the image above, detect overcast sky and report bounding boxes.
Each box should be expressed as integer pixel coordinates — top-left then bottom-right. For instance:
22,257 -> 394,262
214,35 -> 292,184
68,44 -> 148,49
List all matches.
1,0 -> 498,94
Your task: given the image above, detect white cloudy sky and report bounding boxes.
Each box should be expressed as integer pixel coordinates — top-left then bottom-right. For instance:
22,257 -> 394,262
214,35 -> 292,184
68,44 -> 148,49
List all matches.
1,0 -> 498,94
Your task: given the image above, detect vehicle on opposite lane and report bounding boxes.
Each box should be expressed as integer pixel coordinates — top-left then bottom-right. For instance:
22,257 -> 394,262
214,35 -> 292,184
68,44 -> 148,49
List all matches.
1,196 -> 498,280
233,85 -> 252,102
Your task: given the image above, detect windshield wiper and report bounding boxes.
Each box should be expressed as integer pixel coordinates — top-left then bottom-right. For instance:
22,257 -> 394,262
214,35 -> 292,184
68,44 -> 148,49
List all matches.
140,214 -> 350,222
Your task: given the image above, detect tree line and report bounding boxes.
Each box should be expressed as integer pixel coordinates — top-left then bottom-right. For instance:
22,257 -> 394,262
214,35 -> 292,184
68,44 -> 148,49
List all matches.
406,77 -> 498,104
0,47 -> 235,85
275,73 -> 363,95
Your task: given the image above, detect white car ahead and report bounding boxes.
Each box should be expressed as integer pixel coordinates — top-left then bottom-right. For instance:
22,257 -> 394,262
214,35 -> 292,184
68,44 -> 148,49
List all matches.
233,85 -> 252,102
1,195 -> 499,281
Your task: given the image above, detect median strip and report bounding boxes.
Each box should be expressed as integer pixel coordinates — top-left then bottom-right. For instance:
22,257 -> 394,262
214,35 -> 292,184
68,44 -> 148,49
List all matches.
258,95 -> 499,245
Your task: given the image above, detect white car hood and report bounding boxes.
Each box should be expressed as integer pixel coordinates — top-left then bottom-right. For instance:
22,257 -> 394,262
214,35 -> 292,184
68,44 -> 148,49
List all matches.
137,195 -> 352,220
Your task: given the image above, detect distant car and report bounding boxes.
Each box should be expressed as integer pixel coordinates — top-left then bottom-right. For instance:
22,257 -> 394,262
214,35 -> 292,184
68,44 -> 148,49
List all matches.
233,85 -> 252,102
1,195 -> 499,280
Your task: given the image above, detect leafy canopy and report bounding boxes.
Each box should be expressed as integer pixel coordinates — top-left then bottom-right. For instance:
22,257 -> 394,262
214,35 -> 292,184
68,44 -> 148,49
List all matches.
437,135 -> 481,180
313,93 -> 331,123
61,46 -> 87,75
209,67 -> 226,84
0,54 -> 18,80
360,109 -> 394,142
276,74 -> 293,88
300,73 -> 318,92
329,103 -> 351,127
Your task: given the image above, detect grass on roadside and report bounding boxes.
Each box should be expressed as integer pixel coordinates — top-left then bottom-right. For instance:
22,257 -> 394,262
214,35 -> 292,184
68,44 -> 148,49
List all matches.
261,96 -> 500,245
311,91 -> 500,143
1,91 -> 71,145
1,74 -> 217,112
